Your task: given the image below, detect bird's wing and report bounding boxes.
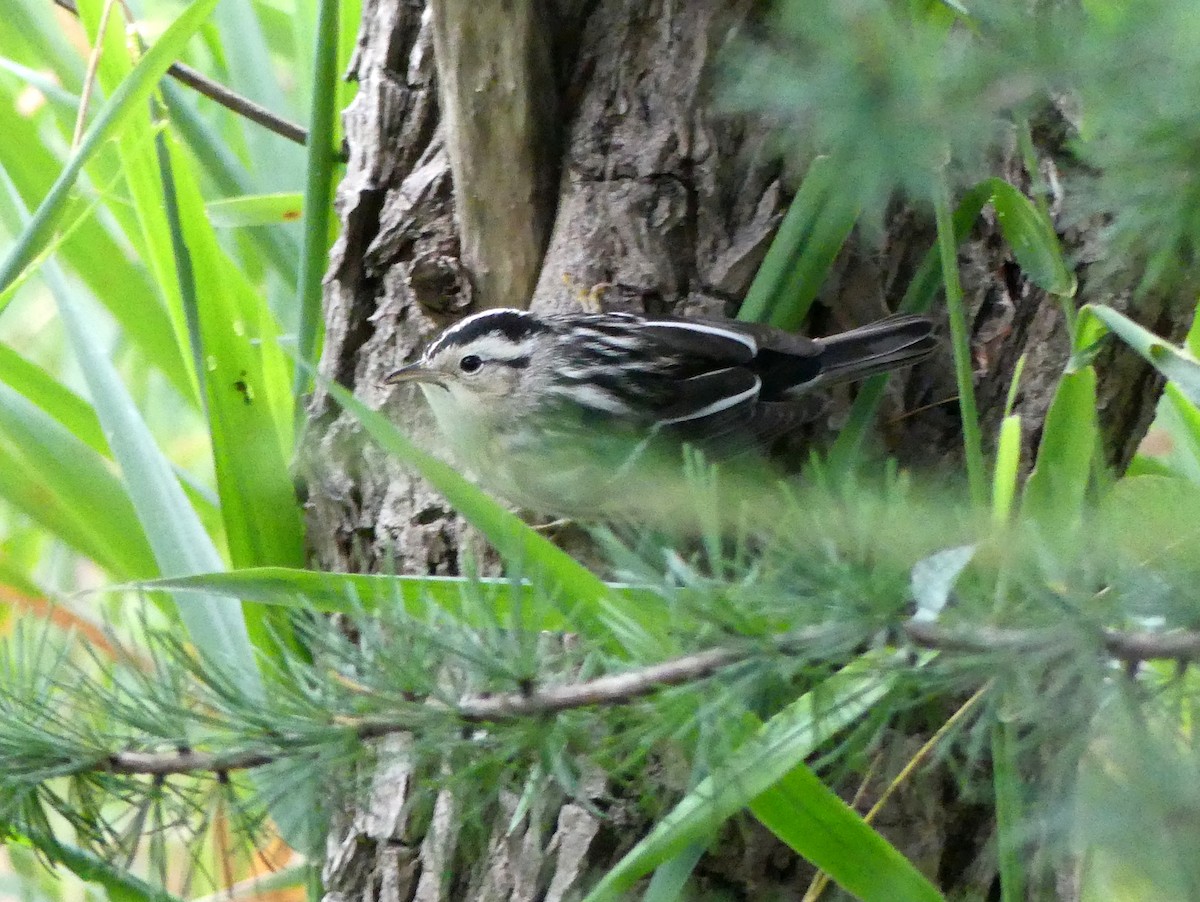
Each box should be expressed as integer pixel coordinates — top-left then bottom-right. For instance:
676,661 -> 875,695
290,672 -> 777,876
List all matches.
651,366 -> 762,441
716,319 -> 823,356
748,399 -> 826,445
636,318 -> 760,365
641,317 -> 829,395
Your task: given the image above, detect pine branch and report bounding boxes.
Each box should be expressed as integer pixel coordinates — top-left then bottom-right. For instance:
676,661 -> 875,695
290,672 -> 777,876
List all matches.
105,748 -> 277,777
82,620 -> 1200,779
902,621 -> 1200,662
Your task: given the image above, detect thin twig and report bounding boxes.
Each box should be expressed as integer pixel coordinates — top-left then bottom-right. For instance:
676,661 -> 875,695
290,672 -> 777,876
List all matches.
105,748 -> 278,776
164,61 -> 309,148
902,621 -> 1200,662
457,644 -> 757,720
102,626 -> 845,777
89,620 -> 1200,779
52,0 -> 311,149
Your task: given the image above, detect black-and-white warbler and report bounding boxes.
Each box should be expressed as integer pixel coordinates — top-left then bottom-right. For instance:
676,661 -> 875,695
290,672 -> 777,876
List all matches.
385,309 -> 935,517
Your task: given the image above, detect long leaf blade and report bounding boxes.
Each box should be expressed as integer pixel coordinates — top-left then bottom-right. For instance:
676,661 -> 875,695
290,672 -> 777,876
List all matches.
0,383 -> 155,577
320,377 -> 646,639
127,567 -> 658,627
160,133 -> 305,576
1022,367 -> 1098,530
988,179 -> 1076,297
584,656 -> 915,901
293,0 -> 341,404
1086,303 -> 1200,407
737,155 -> 859,329
749,757 -> 944,902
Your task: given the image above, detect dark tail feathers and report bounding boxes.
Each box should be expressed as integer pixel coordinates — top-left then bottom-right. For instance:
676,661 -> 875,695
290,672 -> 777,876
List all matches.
814,314 -> 937,386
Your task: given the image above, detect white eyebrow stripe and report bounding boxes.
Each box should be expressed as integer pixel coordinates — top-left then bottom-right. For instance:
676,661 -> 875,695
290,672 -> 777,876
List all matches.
445,334 -> 537,362
639,320 -> 758,354
656,373 -> 762,426
426,308 -> 536,356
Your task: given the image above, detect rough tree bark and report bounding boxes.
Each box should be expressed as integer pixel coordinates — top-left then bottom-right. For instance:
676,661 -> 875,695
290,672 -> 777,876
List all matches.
305,2 -> 1182,899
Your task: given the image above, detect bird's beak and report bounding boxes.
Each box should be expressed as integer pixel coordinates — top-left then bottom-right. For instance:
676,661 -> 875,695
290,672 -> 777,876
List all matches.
384,364 -> 445,387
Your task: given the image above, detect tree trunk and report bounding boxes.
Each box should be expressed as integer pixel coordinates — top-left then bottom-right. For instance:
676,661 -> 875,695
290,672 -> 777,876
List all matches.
306,1 -> 1181,898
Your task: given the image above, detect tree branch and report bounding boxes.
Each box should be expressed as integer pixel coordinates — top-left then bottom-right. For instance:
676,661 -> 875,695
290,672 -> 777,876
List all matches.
102,625 -> 844,777
105,748 -> 277,776
901,621 -> 1200,662
88,619 -> 1200,779
158,61 -> 309,149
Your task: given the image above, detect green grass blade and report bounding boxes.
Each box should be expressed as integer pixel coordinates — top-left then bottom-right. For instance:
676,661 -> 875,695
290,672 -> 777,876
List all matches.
1084,304 -> 1200,407
127,567 -> 658,627
0,342 -> 108,453
584,656 -> 916,901
988,179 -> 1076,298
207,192 -> 305,227
336,0 -> 363,136
749,756 -> 944,902
1158,384 -> 1200,483
737,155 -> 860,329
0,384 -> 156,577
992,717 -> 1026,902
1021,367 -> 1098,530
293,0 -> 341,406
934,176 -> 986,506
22,830 -> 183,902
159,133 -> 305,577
0,0 -> 220,295
992,414 -> 1021,525
130,568 -> 543,618
642,844 -> 706,902
828,178 -> 994,472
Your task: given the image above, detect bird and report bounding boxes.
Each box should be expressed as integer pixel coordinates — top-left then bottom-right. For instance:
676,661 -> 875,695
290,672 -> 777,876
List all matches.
384,308 -> 936,519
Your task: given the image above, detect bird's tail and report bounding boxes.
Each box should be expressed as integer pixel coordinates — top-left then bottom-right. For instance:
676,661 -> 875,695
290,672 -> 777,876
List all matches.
814,314 -> 937,386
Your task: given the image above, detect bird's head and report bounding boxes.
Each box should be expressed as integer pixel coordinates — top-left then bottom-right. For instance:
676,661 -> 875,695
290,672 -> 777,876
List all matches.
384,309 -> 552,427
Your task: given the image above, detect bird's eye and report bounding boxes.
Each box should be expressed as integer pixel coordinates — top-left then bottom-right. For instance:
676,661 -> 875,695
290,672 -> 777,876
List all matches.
459,354 -> 483,374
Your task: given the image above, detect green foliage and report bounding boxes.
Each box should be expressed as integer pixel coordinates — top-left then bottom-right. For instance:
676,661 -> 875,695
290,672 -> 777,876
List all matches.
1067,1 -> 1200,292
4,0 -> 1200,897
1022,368 -> 1098,533
5,477 -> 1200,896
587,654 -> 935,902
737,156 -> 859,330
294,0 -> 342,401
0,0 -> 352,879
728,0 -> 1200,291
0,0 -> 220,299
